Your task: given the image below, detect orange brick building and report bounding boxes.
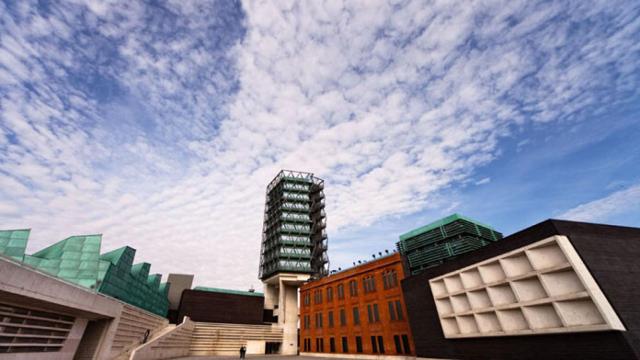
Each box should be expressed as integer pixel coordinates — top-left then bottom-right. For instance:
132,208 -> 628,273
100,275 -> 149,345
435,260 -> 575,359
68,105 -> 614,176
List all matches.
299,252 -> 414,356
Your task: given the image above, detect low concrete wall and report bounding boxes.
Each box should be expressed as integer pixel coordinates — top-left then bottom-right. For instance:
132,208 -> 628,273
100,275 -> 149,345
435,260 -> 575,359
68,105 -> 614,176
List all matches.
130,317 -> 194,360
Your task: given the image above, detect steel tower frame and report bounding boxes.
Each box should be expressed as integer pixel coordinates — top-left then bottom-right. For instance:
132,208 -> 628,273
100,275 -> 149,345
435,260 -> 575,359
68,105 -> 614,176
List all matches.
259,170 -> 329,280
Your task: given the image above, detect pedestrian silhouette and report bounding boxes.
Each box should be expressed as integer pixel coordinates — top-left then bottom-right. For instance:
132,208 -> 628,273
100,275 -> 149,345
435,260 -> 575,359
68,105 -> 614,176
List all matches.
240,345 -> 246,359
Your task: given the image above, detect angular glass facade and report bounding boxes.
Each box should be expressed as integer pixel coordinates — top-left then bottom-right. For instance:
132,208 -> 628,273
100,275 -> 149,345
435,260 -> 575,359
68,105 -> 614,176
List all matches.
259,170 -> 329,280
0,229 -> 170,316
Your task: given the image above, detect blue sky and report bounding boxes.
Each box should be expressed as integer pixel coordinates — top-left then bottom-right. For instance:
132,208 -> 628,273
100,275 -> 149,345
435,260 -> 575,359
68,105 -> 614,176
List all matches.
1,0 -> 639,290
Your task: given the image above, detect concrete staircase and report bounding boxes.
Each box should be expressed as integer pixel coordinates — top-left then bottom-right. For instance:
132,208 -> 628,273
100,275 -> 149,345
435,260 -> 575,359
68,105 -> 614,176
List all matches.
189,322 -> 283,356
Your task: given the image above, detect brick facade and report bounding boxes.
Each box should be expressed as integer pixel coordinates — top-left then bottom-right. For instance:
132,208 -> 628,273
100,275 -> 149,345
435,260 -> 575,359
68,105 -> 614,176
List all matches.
299,253 -> 414,356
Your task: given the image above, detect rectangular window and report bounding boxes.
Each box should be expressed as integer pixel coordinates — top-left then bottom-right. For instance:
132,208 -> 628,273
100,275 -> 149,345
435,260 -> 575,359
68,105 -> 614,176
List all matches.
320,338 -> 324,352
395,300 -> 404,320
330,337 -> 336,353
373,303 -> 380,322
377,336 -> 385,354
394,335 -> 401,354
355,336 -> 363,353
314,289 -> 323,304
352,307 -> 360,325
367,304 -> 373,323
401,334 -> 411,354
388,301 -> 396,321
304,315 -> 310,329
383,269 -> 399,289
370,336 -> 378,353
316,338 -> 319,352
363,275 -> 377,293
337,284 -> 345,299
327,287 -> 333,301
342,336 -> 348,353
349,279 -> 358,296
303,292 -> 310,306
339,308 -> 346,326
328,311 -> 334,327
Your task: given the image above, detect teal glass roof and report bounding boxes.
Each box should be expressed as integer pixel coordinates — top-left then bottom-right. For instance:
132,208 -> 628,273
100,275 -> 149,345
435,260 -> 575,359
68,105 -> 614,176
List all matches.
399,213 -> 497,241
194,286 -> 264,297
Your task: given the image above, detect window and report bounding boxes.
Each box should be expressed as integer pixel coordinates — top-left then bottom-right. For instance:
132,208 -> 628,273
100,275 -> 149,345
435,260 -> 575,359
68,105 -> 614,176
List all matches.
388,301 -> 396,321
317,338 -> 324,352
383,269 -> 399,289
374,303 -> 380,321
394,335 -> 402,354
337,284 -> 345,299
363,275 -> 376,293
317,313 -> 323,328
303,315 -> 310,329
401,334 -> 411,354
349,279 -> 358,296
395,300 -> 404,320
370,336 -> 378,353
377,336 -> 385,354
342,336 -> 348,353
314,289 -> 323,304
328,310 -> 334,327
352,307 -> 360,325
303,292 -> 310,306
327,287 -> 333,301
355,336 -> 363,353
367,304 -> 373,323
339,308 -> 346,326
329,337 -> 336,353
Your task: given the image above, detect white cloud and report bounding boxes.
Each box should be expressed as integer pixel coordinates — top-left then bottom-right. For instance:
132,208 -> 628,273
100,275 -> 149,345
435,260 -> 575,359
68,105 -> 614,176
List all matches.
560,185 -> 640,222
1,0 -> 640,290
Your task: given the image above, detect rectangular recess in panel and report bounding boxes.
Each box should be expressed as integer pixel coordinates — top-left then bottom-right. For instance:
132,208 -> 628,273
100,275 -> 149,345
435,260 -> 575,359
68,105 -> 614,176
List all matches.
443,275 -> 464,294
496,308 -> 529,332
555,299 -> 605,327
522,304 -> 562,330
475,312 -> 502,334
525,243 -> 567,270
486,284 -> 517,307
430,280 -> 447,298
510,277 -> 548,302
441,318 -> 460,337
456,315 -> 479,335
460,269 -> 483,289
539,270 -> 585,297
435,297 -> 453,316
499,254 -> 533,278
478,261 -> 506,284
450,294 -> 472,314
467,289 -> 492,310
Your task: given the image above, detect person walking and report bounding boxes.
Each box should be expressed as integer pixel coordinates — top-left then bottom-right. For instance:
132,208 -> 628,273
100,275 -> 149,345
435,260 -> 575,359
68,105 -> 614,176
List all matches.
239,345 -> 246,359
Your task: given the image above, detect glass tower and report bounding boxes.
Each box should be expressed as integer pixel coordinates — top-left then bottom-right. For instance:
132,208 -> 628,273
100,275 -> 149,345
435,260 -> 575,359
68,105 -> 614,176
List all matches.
259,170 -> 329,280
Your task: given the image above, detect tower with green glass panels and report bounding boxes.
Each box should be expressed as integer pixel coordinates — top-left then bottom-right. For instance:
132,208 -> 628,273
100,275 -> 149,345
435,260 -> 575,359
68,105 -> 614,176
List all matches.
397,214 -> 503,275
259,170 -> 329,281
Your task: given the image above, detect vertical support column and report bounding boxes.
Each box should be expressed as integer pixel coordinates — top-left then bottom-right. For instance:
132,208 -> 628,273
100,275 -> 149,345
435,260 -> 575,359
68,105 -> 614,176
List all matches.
279,281 -> 299,355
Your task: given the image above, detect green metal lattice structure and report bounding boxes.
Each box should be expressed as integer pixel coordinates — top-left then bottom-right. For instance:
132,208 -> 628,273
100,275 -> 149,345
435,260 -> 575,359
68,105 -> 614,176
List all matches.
259,170 -> 329,280
396,214 -> 503,275
0,229 -> 170,316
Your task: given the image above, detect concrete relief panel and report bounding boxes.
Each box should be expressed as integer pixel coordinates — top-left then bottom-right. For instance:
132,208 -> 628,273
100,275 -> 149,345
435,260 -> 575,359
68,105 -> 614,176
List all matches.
429,235 -> 625,338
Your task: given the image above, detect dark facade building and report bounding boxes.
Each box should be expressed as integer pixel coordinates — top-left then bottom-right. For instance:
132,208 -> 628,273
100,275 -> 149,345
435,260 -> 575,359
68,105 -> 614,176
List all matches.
300,253 -> 414,357
177,287 -> 266,324
402,219 -> 640,360
397,214 -> 503,275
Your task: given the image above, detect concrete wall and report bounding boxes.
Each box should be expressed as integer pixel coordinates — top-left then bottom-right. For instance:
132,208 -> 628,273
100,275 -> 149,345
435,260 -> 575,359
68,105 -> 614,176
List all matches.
166,274 -> 193,310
